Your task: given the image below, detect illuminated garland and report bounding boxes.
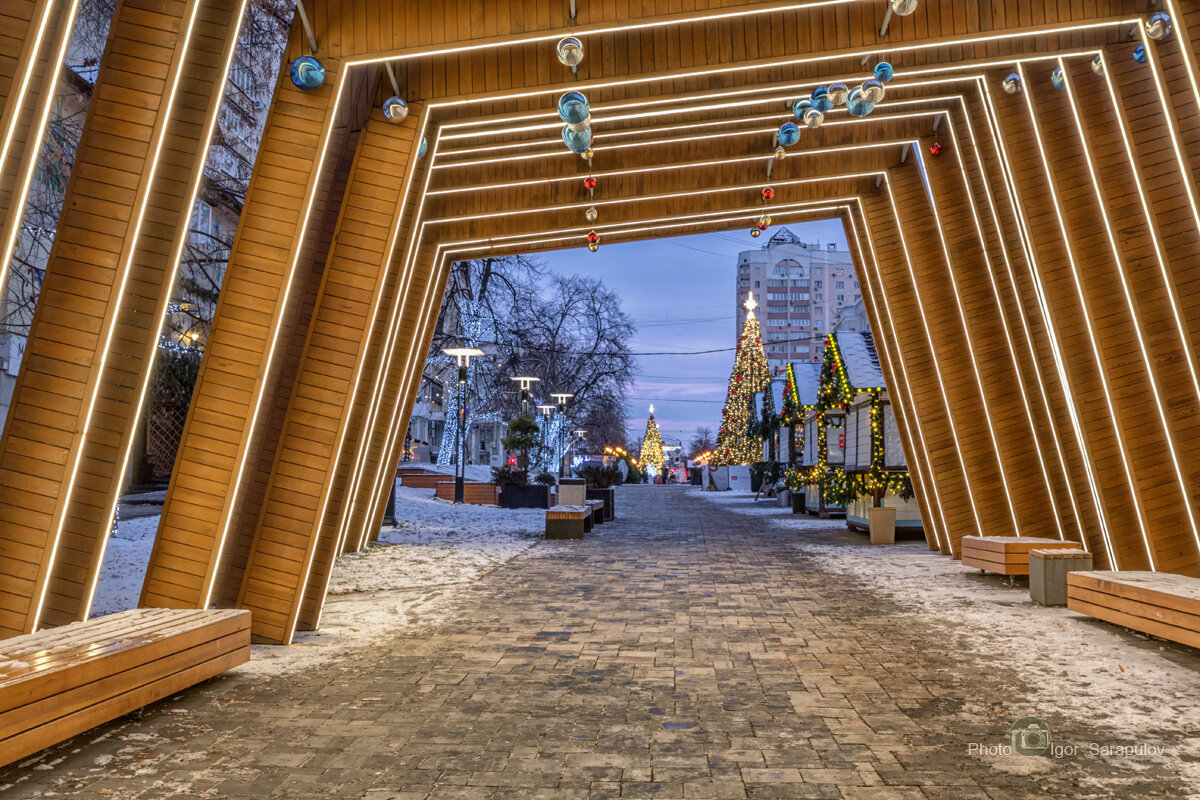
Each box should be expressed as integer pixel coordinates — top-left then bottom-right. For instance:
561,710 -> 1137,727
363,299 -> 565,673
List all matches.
640,409 -> 665,470
713,308 -> 771,466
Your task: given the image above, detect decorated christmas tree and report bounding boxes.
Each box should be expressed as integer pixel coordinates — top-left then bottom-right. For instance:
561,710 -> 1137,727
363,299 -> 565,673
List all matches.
640,404 -> 665,475
713,296 -> 772,465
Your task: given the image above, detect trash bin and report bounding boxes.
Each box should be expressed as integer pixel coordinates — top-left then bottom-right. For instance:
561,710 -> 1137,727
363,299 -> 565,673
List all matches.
1029,548 -> 1093,606
558,477 -> 586,506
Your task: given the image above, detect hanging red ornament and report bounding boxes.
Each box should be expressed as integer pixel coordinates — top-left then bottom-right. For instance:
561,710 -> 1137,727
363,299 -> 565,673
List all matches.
584,175 -> 597,190
929,142 -> 943,156
586,230 -> 599,245
762,187 -> 775,200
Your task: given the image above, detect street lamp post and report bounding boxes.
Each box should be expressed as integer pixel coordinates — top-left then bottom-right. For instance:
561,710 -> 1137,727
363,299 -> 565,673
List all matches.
443,346 -> 484,503
550,392 -> 573,477
510,375 -> 539,416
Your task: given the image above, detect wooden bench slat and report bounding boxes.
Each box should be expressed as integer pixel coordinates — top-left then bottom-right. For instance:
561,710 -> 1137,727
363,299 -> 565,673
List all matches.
1067,571 -> 1200,651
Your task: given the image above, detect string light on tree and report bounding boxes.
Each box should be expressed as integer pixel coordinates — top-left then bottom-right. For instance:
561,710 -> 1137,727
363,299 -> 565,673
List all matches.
713,295 -> 771,465
640,404 -> 665,475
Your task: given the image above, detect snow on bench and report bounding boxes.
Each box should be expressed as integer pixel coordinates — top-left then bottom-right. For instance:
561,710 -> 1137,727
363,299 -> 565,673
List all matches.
960,536 -> 1080,576
1068,571 -> 1200,650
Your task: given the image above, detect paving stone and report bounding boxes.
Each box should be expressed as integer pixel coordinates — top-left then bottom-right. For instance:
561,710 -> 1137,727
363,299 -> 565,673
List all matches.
1,487 -> 1196,799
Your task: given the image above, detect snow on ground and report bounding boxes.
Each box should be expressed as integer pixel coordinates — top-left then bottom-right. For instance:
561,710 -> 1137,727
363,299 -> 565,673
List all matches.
91,515 -> 159,617
89,484 -> 544,676
401,461 -> 498,482
695,487 -> 1200,790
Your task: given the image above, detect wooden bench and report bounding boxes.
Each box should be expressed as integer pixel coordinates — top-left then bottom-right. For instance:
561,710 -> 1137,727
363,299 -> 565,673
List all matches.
586,499 -> 606,526
434,480 -> 498,505
960,536 -> 1081,577
545,505 -> 590,540
0,608 -> 250,767
398,472 -> 449,489
1068,571 -> 1200,649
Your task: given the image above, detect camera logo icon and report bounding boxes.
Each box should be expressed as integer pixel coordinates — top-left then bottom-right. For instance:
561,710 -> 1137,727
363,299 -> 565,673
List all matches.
1010,717 -> 1051,756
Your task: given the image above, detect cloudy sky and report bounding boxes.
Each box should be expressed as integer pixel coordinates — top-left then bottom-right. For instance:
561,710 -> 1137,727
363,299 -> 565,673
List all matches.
536,220 -> 849,448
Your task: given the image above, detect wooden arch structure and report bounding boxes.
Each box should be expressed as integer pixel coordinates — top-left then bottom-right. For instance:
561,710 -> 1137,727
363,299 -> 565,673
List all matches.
3,0 -> 1200,643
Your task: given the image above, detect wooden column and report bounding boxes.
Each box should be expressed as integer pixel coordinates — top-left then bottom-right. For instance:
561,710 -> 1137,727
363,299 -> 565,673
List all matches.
141,40 -> 347,612
235,107 -> 425,644
0,0 -> 242,636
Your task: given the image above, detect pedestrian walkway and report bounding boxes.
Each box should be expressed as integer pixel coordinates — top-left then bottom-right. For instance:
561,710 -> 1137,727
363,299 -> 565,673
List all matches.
1,487 -> 1194,798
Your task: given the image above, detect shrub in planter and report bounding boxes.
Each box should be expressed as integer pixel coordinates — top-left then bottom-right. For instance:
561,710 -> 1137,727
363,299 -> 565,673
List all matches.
578,463 -> 621,489
491,464 -> 528,487
534,471 -> 557,486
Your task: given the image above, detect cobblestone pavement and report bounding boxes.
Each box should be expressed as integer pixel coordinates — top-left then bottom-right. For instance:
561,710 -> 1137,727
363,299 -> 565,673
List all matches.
2,486 -> 1196,799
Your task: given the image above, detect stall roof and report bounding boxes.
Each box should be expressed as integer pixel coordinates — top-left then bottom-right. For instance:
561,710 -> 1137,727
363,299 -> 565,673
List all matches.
834,331 -> 885,391
789,362 -> 821,406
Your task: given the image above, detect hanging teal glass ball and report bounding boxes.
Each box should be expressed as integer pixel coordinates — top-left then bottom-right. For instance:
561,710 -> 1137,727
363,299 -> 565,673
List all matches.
1002,72 -> 1021,94
777,122 -> 801,147
1146,12 -> 1172,41
1050,66 -> 1065,90
417,137 -> 428,158
383,97 -> 408,122
1133,45 -> 1147,64
874,61 -> 895,83
862,79 -> 886,104
802,107 -> 824,129
827,83 -> 849,105
845,86 -> 874,118
1091,55 -> 1104,76
562,125 -> 593,154
557,91 -> 590,126
811,86 -> 833,113
792,98 -> 813,120
289,56 -> 325,90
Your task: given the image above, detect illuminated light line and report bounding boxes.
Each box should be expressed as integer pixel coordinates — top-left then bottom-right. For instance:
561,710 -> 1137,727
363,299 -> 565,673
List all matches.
975,77 -> 1117,566
85,0 -> 253,620
329,125 -> 448,570
224,67 -> 350,622
911,145 -> 1024,539
921,97 -> 1069,541
32,0 -> 206,631
436,52 -> 1109,142
215,16 -> 1146,629
1057,56 -> 1200,557
1163,0 -> 1200,125
876,169 -> 988,545
845,201 -> 951,553
362,19 -> 1135,109
0,0 -> 82,309
289,113 -> 432,635
1096,53 -> 1200,468
425,140 -> 918,196
1017,64 -> 1150,568
954,82 -> 1083,542
433,107 -> 956,169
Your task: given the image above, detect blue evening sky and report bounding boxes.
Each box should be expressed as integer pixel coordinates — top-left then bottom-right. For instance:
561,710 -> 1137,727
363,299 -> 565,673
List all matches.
532,220 -> 849,447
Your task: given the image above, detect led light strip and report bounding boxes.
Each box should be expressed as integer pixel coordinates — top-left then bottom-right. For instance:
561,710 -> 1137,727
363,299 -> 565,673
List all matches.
84,0 -> 253,619
975,76 -> 1118,566
216,12 -> 1155,632
1057,56 -> 1200,557
0,0 -> 82,311
32,0 -> 207,631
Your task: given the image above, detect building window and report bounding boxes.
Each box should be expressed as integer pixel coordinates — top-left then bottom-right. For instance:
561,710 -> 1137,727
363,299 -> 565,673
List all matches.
814,294 -> 823,301
754,281 -> 760,287
791,279 -> 809,287
814,280 -> 822,289
836,294 -> 845,302
836,281 -> 844,289
768,292 -> 788,300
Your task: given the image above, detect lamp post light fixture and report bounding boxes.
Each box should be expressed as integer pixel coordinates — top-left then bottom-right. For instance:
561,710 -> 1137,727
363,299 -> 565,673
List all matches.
510,375 -> 540,415
443,347 -> 485,503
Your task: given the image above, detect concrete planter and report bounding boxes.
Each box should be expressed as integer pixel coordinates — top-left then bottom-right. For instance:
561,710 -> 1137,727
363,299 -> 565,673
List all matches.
791,492 -> 806,513
499,485 -> 551,509
586,487 -> 615,521
776,489 -> 790,508
869,506 -> 896,545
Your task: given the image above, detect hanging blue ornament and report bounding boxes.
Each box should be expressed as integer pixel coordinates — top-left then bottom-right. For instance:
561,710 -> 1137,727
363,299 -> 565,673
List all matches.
382,97 -> 408,121
417,137 -> 428,158
1146,12 -> 1172,41
1002,72 -> 1021,94
1091,55 -> 1105,76
845,86 -> 874,118
1050,66 -> 1065,90
874,61 -> 895,83
792,98 -> 813,121
289,55 -> 325,90
557,91 -> 591,126
562,125 -> 593,153
777,122 -> 801,147
811,86 -> 833,113
1133,44 -> 1147,64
